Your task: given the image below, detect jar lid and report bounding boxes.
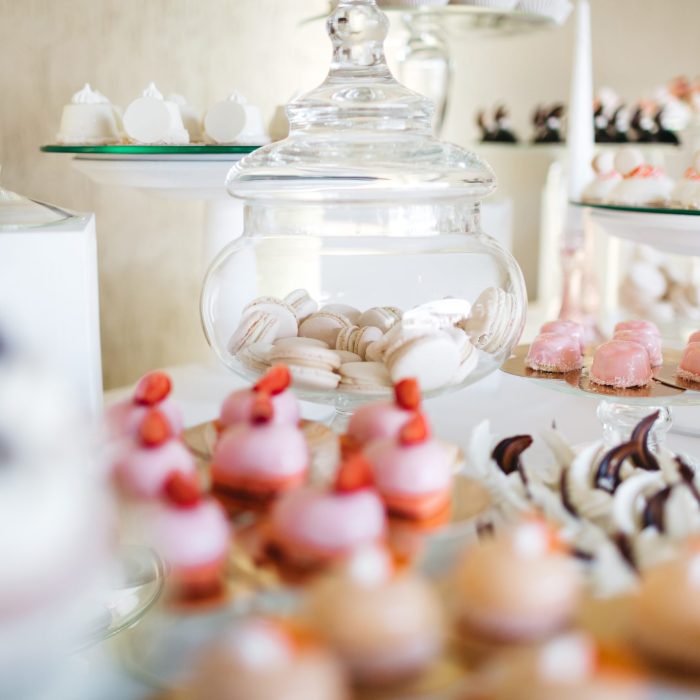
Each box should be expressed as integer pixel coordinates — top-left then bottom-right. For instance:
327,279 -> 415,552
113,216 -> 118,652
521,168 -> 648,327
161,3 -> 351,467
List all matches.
227,0 -> 495,203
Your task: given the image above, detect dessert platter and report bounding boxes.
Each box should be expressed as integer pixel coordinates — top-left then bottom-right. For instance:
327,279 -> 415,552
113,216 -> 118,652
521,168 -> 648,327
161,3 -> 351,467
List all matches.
502,316 -> 700,448
574,147 -> 700,256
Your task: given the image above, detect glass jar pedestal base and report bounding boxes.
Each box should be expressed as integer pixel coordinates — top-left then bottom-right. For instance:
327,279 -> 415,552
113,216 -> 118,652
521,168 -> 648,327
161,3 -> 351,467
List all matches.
596,401 -> 671,450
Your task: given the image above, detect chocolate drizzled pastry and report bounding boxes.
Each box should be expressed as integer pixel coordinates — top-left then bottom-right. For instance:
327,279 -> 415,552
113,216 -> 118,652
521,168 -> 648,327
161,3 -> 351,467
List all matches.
630,411 -> 660,471
595,442 -> 639,494
492,435 -> 533,489
642,485 -> 672,532
613,532 -> 638,572
677,457 -> 700,506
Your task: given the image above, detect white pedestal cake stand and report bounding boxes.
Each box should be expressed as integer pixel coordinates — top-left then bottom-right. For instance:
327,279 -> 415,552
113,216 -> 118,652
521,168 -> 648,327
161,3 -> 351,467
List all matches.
41,145 -> 259,271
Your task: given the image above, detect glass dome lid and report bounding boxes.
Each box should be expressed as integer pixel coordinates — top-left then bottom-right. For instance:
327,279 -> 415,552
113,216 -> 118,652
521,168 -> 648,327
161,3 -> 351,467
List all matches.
227,0 -> 495,203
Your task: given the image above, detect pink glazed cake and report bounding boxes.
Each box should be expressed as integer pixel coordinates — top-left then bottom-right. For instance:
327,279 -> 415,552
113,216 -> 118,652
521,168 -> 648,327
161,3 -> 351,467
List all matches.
365,412 -> 452,520
147,472 -> 231,602
589,340 -> 652,388
614,320 -> 660,337
678,341 -> 700,383
115,408 -> 196,499
219,364 -> 300,430
540,320 -> 586,353
613,329 -> 663,367
525,333 -> 583,373
106,370 -> 184,441
212,393 -> 309,500
347,377 -> 421,447
268,455 -> 386,568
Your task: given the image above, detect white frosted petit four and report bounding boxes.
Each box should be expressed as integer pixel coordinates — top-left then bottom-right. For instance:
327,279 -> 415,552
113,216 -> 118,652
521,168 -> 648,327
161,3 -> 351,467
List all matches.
56,83 -> 121,145
123,83 -> 189,145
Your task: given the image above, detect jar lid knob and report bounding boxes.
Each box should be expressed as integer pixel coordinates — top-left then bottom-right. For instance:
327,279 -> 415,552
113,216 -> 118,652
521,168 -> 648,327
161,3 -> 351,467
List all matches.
286,0 -> 433,133
328,0 -> 389,73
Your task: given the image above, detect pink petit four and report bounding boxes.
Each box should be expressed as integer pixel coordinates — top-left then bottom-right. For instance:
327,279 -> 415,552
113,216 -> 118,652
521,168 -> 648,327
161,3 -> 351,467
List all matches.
365,413 -> 452,520
614,319 -> 660,337
346,377 -> 420,448
613,329 -> 663,367
115,409 -> 196,498
678,341 -> 700,383
540,320 -> 586,353
589,340 -> 652,388
525,333 -> 583,373
212,393 -> 309,500
268,455 -> 386,568
147,472 -> 231,602
219,364 -> 300,430
106,370 -> 184,440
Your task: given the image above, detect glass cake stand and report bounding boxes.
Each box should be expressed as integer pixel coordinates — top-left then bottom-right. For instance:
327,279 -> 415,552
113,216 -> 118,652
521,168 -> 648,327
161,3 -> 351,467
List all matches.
501,345 -> 700,448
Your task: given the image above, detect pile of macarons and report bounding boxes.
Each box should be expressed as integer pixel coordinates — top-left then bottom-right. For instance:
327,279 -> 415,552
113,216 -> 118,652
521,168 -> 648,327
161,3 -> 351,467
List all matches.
228,286 -> 519,394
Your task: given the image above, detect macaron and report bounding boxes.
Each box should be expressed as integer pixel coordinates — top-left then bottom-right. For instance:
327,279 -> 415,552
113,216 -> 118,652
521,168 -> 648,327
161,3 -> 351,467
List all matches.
385,331 -> 459,392
358,307 -> 403,333
228,310 -> 280,355
284,289 -> 318,321
461,287 -> 516,355
321,303 -> 362,325
243,297 -> 298,339
237,342 -> 273,374
338,362 -> 392,393
299,312 -> 354,347
445,326 -> 479,383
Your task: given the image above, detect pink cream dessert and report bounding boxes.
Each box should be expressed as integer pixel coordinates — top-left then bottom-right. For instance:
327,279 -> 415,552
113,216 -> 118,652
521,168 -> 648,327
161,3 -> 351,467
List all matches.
219,365 -> 300,430
115,409 -> 196,499
347,377 -> 421,447
688,330 -> 700,344
147,472 -> 231,602
589,340 -> 652,388
268,455 -> 387,568
678,341 -> 700,383
614,319 -> 660,337
525,333 -> 583,373
365,412 -> 452,520
212,393 -> 309,500
613,329 -> 663,367
540,320 -> 586,353
106,370 -> 184,440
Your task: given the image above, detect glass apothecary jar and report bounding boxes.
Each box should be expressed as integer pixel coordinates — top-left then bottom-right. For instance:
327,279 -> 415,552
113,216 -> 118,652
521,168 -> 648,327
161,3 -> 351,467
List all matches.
201,0 -> 526,420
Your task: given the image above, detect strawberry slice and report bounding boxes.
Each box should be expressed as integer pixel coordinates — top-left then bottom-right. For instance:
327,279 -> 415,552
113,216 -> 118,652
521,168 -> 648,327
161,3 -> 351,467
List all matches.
254,365 -> 291,396
139,409 -> 172,447
399,412 -> 430,446
164,471 -> 200,508
394,377 -> 421,411
251,393 -> 275,424
334,454 -> 374,493
134,371 -> 172,406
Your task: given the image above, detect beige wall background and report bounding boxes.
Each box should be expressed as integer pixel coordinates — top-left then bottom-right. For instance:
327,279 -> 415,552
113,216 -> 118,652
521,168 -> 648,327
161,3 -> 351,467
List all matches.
1,0 -> 698,389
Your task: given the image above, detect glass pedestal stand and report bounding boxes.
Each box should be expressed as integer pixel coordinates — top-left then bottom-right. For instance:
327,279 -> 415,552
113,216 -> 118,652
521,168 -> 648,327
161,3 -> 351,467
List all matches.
596,401 -> 671,449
